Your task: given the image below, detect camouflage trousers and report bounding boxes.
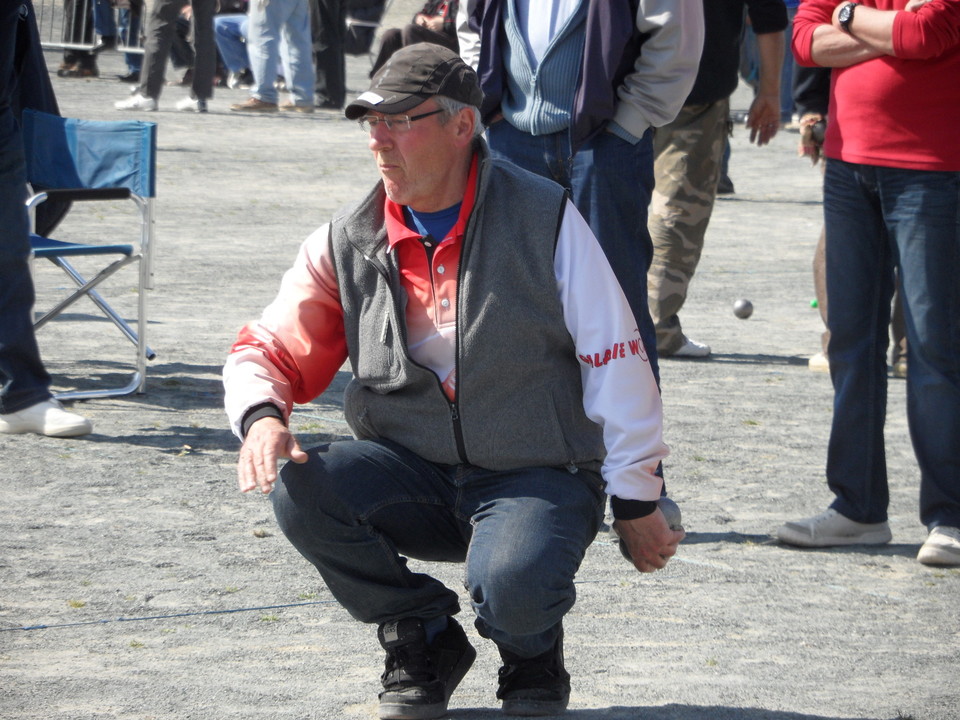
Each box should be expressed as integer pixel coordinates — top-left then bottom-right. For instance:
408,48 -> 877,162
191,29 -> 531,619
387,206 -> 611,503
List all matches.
647,99 -> 729,355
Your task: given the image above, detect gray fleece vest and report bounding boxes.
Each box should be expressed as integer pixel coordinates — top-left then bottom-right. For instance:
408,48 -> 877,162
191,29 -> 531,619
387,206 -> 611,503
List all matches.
330,145 -> 605,474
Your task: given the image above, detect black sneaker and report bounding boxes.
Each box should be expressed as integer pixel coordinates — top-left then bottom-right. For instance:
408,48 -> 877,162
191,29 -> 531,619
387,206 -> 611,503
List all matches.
378,617 -> 476,720
496,629 -> 570,716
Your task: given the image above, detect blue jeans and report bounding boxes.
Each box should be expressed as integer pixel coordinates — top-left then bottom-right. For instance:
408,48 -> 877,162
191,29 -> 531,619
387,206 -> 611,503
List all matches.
214,14 -> 249,73
118,8 -> 142,73
823,159 -> 960,529
780,7 -> 797,123
486,121 -> 660,384
247,0 -> 314,105
0,105 -> 52,414
271,438 -> 605,657
94,0 -> 116,36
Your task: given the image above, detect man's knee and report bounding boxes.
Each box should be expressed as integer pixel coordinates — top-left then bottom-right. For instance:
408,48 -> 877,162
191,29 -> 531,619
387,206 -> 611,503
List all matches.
467,548 -> 576,638
270,457 -> 311,537
271,445 -> 341,537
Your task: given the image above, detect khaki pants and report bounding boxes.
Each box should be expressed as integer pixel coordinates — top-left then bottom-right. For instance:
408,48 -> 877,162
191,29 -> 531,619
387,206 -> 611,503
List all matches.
647,98 -> 729,355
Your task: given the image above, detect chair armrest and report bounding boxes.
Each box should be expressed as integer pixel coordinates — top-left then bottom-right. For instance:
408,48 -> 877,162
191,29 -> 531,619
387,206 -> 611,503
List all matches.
39,187 -> 132,202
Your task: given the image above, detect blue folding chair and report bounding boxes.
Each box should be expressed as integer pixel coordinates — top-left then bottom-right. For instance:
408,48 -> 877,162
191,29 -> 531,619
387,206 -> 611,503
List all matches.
21,108 -> 158,400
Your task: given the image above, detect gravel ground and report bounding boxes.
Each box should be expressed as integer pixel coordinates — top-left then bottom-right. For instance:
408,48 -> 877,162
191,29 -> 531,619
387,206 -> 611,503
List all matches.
2,6 -> 958,719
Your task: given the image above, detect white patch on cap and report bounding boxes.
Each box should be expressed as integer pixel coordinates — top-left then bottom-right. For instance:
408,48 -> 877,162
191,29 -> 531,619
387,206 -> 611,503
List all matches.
356,91 -> 385,106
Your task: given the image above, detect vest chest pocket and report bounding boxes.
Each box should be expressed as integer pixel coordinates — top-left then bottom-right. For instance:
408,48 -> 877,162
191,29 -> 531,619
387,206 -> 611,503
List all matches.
355,306 -> 407,392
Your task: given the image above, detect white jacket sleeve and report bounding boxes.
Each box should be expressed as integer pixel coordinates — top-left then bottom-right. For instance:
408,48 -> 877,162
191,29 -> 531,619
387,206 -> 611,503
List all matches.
554,199 -> 669,501
223,223 -> 348,440
457,0 -> 482,70
612,0 -> 704,139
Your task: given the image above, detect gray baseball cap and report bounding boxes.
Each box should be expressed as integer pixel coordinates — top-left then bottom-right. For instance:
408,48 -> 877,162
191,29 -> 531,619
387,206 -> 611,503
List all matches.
344,42 -> 483,120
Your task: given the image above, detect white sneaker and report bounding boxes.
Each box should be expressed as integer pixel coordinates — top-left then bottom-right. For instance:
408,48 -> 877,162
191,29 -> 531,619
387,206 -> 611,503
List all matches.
0,399 -> 92,437
808,351 -> 830,373
917,526 -> 960,567
115,93 -> 157,111
777,508 -> 892,547
671,337 -> 711,358
226,70 -> 251,89
176,95 -> 208,113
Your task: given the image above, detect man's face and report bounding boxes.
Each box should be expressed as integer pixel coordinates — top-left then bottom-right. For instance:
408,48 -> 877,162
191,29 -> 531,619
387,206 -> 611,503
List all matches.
366,99 -> 473,212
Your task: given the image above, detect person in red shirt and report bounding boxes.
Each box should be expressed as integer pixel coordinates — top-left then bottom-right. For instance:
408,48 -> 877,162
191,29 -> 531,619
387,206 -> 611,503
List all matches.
777,0 -> 960,567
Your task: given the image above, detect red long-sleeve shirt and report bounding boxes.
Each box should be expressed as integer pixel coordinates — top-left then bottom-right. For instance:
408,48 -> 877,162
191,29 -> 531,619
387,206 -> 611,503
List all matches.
793,0 -> 960,171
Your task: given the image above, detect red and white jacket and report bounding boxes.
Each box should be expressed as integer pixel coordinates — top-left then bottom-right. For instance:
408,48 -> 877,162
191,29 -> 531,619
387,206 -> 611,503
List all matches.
224,155 -> 668,502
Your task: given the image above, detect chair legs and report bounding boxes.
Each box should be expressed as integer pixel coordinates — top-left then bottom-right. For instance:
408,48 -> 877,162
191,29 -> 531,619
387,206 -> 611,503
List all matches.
34,254 -> 155,400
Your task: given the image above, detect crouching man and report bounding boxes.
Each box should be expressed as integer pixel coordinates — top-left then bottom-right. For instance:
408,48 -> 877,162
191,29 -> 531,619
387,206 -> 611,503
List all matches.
223,43 -> 682,719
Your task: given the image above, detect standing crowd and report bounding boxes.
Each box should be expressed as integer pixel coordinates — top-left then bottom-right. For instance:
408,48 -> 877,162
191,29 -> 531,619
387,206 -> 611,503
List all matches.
49,0 -> 370,113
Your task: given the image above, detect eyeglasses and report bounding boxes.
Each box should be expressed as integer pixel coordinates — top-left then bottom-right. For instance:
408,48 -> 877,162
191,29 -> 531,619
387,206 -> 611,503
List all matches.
358,108 -> 445,133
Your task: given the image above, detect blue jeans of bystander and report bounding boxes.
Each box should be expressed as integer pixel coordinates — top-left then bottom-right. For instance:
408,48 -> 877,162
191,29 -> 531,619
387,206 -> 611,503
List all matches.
118,8 -> 142,73
780,6 -> 797,124
486,120 -> 660,384
0,105 -> 52,414
823,159 -> 960,529
214,14 -> 249,73
270,438 -> 605,658
246,0 -> 314,105
94,0 -> 116,37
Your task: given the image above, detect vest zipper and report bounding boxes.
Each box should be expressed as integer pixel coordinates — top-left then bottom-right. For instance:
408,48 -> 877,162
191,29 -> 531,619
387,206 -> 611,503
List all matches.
449,401 -> 468,463
367,245 -> 470,465
451,231 -> 468,465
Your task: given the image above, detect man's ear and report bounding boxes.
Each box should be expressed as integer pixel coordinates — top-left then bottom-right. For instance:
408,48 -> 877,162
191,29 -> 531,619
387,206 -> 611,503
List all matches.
453,108 -> 477,146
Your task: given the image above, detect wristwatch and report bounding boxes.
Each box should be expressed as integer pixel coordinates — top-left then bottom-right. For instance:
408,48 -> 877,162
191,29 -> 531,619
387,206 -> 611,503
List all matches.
838,2 -> 860,34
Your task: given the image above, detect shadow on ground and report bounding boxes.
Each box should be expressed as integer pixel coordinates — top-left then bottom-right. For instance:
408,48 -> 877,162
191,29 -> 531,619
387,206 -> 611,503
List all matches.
683,532 -> 920,560
455,706 -> 886,720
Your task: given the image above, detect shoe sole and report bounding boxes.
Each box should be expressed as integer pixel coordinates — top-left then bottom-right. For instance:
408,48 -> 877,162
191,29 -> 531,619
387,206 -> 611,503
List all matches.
667,344 -> 711,358
44,426 -> 93,438
777,525 -> 892,548
0,425 -> 90,437
918,544 -> 960,567
378,696 -> 447,720
115,103 -> 157,111
501,694 -> 570,717
378,643 -> 477,720
918,549 -> 960,566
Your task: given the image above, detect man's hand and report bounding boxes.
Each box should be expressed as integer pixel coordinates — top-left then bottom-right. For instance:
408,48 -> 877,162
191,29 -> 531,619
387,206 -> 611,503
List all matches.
798,113 -> 827,164
237,416 -> 308,495
613,509 -> 685,573
414,13 -> 445,32
746,93 -> 781,146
